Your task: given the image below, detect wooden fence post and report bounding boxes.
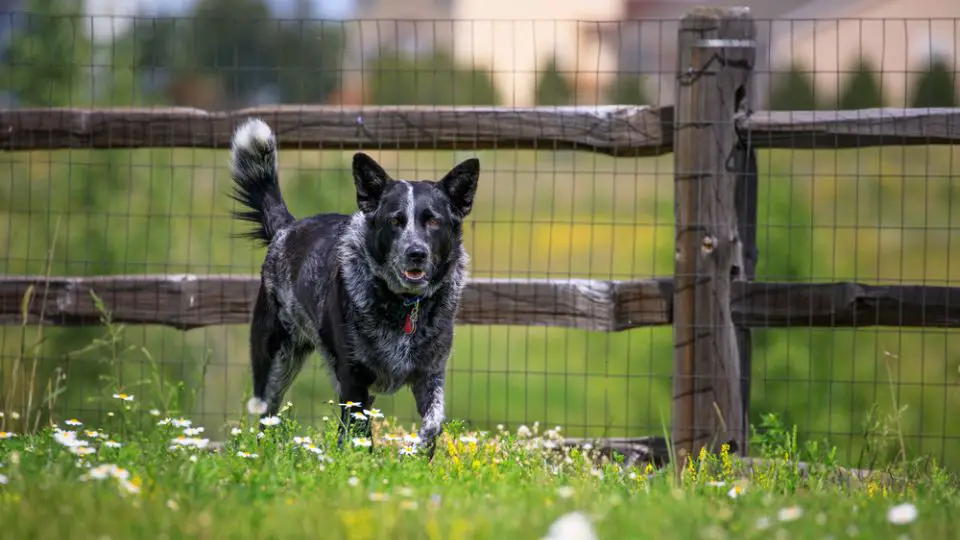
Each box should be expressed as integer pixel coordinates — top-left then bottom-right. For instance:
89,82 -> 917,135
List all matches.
672,7 -> 756,461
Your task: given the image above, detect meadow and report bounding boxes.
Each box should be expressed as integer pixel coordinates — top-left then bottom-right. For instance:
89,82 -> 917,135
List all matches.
1,143 -> 960,472
0,382 -> 958,540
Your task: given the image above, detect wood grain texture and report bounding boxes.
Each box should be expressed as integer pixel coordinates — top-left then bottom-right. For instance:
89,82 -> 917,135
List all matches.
3,275 -> 959,331
0,105 -> 666,156
671,6 -> 754,457
2,105 -> 959,154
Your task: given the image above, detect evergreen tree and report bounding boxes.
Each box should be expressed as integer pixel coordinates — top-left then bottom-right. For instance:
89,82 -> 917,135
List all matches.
911,57 -> 957,107
604,74 -> 651,105
367,50 -> 499,106
1,0 -> 90,106
534,56 -> 573,106
838,57 -> 885,109
767,63 -> 820,111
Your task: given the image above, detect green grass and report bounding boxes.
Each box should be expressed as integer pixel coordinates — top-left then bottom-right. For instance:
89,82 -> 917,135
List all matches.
0,307 -> 958,539
0,401 -> 957,539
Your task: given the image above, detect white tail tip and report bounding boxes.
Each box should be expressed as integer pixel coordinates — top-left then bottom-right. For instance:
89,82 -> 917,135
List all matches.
247,397 -> 268,415
232,118 -> 274,153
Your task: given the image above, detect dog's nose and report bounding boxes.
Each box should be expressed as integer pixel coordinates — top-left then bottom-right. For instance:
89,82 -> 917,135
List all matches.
406,248 -> 428,265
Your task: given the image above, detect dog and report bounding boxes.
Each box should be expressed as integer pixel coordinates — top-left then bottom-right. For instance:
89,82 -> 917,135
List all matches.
227,118 -> 479,457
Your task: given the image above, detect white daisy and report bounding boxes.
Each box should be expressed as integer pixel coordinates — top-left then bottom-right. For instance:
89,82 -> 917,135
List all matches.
350,412 -> 367,421
65,419 -> 83,426
104,440 -> 122,449
0,432 -> 15,440
352,437 -> 372,448
777,506 -> 804,522
260,416 -> 281,427
363,408 -> 384,419
237,451 -> 259,458
112,393 -> 135,402
230,428 -> 243,436
183,427 -> 205,436
887,503 -> 918,525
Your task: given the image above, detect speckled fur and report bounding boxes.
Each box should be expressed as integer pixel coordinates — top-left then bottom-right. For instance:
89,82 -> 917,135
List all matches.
228,118 -> 479,457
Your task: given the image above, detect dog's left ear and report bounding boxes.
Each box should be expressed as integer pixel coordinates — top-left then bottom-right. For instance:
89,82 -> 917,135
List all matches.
438,158 -> 480,218
353,152 -> 391,213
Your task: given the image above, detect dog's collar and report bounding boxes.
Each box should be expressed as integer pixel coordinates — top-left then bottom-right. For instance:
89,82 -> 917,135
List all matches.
401,295 -> 423,335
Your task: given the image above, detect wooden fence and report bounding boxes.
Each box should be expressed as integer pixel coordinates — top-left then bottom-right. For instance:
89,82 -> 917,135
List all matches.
2,6 -> 960,463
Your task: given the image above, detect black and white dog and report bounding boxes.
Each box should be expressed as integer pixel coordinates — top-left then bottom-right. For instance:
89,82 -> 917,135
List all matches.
228,118 -> 479,457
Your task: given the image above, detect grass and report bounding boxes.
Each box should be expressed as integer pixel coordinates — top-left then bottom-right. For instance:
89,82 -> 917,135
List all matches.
0,301 -> 958,539
0,401 -> 957,539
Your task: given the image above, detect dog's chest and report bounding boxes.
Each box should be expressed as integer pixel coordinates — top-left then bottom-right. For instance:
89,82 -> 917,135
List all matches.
361,329 -> 435,394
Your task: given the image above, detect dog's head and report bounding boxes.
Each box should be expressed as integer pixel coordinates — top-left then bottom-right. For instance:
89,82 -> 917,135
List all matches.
352,153 -> 480,295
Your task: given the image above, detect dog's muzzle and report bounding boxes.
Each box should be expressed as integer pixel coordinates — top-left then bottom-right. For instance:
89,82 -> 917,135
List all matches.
399,247 -> 430,286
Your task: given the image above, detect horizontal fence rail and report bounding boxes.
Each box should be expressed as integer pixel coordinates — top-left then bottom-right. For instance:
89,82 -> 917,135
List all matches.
2,106 -> 960,154
3,275 -> 960,331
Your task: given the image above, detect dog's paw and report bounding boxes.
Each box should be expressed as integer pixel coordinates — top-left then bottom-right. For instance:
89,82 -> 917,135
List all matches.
246,397 -> 268,415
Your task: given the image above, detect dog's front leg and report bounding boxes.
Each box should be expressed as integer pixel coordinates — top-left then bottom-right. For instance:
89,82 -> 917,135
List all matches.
412,372 -> 445,460
335,364 -> 375,451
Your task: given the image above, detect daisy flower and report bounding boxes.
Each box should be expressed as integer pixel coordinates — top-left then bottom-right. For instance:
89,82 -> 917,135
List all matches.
230,428 -> 243,436
459,435 -> 478,444
352,437 -> 372,448
237,451 -> 259,458
83,430 -> 105,439
350,412 -> 367,421
0,432 -> 15,440
368,492 -> 389,502
728,485 -> 743,499
363,408 -> 384,419
65,419 -> 83,426
112,393 -> 135,402
183,427 -> 205,436
104,440 -> 122,449
148,409 -> 161,416
0,474 -> 7,485
887,503 -> 918,525
293,436 -> 313,445
347,476 -> 360,487
403,434 -> 421,444
399,445 -> 418,456
339,401 -> 361,410
171,418 -> 192,428
260,416 -> 281,427
70,446 -> 96,456
777,506 -> 804,522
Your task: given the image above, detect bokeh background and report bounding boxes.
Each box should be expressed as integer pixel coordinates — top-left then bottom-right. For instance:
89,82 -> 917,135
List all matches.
1,0 -> 959,469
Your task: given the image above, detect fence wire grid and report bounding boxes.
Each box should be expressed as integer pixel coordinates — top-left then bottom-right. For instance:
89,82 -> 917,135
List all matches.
1,8 -> 959,470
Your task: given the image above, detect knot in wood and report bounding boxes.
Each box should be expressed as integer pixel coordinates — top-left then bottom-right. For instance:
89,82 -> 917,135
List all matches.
701,235 -> 716,254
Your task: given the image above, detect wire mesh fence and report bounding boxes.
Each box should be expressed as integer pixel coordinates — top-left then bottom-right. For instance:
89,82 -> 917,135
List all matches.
1,5 -> 959,470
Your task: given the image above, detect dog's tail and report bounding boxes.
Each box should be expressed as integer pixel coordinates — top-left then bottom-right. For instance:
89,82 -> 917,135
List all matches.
228,118 -> 295,246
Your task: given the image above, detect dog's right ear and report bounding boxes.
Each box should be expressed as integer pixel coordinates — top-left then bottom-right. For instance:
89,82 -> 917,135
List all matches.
352,153 -> 390,213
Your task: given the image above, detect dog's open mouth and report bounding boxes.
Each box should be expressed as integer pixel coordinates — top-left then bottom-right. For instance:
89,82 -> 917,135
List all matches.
402,269 -> 427,282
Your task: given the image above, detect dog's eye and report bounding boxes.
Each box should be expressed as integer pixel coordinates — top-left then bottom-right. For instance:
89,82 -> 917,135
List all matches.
426,217 -> 441,229
388,217 -> 400,227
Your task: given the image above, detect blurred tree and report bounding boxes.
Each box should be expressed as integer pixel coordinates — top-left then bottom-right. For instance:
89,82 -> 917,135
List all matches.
129,0 -> 344,108
603,73 -> 651,105
910,57 -> 957,108
0,0 -> 90,106
838,57 -> 885,109
366,50 -> 499,106
767,63 -> 821,111
535,56 -> 573,106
